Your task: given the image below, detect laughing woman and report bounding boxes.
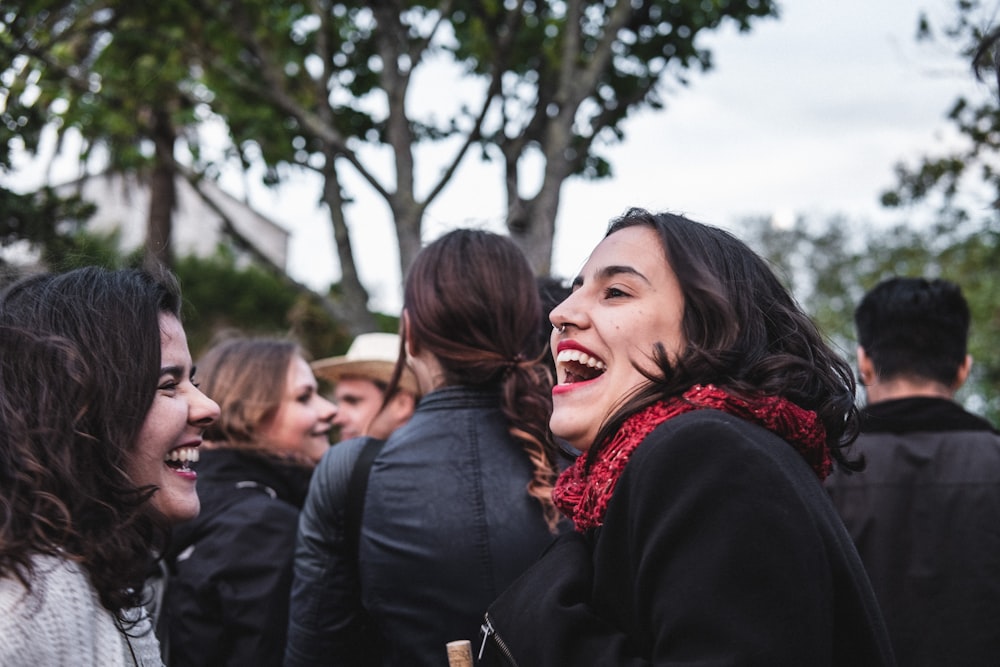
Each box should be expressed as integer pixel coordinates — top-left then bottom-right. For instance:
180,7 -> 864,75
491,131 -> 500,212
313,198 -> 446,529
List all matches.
478,210 -> 896,666
0,267 -> 219,666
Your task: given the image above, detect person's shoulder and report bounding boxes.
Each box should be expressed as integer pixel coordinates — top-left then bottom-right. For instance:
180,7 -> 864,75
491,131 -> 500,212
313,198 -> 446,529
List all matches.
1,556 -> 127,666
213,481 -> 302,530
638,409 -> 780,456
308,436 -> 383,506
317,436 -> 377,477
0,555 -> 105,632
853,423 -> 1000,482
627,409 -> 810,486
176,492 -> 300,570
6,554 -> 92,600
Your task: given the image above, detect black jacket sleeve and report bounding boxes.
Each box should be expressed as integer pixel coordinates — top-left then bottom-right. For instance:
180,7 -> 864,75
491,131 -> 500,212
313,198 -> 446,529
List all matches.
284,438 -> 379,667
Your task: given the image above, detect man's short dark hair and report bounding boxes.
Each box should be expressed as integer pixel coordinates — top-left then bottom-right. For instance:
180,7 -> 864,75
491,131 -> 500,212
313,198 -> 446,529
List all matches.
855,277 -> 970,386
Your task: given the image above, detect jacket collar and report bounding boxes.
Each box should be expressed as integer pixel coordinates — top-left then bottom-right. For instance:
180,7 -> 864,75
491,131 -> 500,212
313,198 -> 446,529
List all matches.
861,396 -> 998,435
416,384 -> 501,411
195,447 -> 313,508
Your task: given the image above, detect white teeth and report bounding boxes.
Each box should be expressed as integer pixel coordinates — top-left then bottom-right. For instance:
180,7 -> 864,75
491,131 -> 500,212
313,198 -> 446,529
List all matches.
165,446 -> 200,464
556,349 -> 607,371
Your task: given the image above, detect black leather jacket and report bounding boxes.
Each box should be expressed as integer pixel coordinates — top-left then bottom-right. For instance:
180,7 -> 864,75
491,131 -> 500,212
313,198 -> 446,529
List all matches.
285,385 -> 557,667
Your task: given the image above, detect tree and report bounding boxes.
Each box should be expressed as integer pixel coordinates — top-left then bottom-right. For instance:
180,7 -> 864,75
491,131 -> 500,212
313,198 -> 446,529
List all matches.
869,0 -> 1000,418
1,2 -> 358,331
744,214 -> 1000,423
880,0 -> 1000,234
0,184 -> 95,274
0,1 -> 207,270
172,0 -> 779,315
454,0 -> 777,271
3,0 -> 778,330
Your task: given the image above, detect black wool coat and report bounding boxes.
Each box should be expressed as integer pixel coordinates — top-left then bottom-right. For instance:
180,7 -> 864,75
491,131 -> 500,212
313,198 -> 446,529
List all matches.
480,409 -> 896,666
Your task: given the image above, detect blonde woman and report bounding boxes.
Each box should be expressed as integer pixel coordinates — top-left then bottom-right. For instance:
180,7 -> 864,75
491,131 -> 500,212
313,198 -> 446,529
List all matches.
163,337 -> 335,667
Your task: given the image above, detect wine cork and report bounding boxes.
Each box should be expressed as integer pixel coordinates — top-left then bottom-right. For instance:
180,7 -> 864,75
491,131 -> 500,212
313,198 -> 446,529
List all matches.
446,639 -> 474,667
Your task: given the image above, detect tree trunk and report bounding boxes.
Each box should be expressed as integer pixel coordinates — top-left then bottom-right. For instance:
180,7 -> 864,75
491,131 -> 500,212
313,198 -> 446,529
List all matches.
146,109 -> 176,271
322,154 -> 378,335
510,183 -> 560,276
394,203 -> 424,281
507,119 -> 573,276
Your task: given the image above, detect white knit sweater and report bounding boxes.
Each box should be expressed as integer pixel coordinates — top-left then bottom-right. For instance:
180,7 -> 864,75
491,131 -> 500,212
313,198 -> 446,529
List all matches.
0,555 -> 162,666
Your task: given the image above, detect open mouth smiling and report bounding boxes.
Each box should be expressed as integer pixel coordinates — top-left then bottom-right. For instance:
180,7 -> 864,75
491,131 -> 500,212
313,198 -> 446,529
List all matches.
556,348 -> 607,384
164,445 -> 199,473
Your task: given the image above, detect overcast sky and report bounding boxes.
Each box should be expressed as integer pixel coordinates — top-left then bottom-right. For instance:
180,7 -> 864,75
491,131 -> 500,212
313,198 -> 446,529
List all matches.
6,0 -> 986,313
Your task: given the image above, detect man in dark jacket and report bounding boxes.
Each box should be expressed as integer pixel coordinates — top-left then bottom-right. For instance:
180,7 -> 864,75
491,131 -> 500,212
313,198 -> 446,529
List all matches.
826,277 -> 1000,667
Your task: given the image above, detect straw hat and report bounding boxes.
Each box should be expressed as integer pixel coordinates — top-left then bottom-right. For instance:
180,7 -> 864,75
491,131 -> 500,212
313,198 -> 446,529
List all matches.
311,332 -> 419,395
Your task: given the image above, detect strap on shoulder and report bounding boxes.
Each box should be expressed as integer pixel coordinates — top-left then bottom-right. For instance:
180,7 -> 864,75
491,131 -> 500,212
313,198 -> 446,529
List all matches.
345,436 -> 386,555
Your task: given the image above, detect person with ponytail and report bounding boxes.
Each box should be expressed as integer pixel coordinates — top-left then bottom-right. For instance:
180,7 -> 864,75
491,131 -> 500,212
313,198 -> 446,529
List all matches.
477,210 -> 896,666
286,229 -> 562,667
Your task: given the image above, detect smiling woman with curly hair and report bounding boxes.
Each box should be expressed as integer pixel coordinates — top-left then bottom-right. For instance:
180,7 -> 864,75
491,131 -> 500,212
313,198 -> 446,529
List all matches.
0,266 -> 219,666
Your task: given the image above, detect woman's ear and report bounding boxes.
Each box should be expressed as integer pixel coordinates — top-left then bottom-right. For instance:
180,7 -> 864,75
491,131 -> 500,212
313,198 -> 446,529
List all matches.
402,309 -> 416,357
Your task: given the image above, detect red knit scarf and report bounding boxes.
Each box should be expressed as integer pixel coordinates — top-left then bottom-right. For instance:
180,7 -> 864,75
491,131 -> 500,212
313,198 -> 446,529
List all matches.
552,384 -> 831,532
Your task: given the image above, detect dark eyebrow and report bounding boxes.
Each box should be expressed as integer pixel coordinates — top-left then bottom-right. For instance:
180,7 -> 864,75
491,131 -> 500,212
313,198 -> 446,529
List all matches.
160,365 -> 184,378
572,264 -> 650,288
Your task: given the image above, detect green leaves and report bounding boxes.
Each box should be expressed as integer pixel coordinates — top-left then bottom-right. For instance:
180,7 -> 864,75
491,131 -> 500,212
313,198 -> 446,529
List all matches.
745,215 -> 1000,422
882,2 -> 1000,230
3,0 -> 782,325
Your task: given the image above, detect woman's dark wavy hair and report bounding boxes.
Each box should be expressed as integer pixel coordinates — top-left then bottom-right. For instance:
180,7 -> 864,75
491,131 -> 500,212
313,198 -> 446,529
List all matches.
384,229 -> 561,529
0,265 -> 181,621
590,209 -> 861,471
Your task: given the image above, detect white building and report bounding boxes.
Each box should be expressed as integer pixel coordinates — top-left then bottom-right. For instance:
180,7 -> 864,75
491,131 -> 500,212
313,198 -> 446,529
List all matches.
54,170 -> 289,269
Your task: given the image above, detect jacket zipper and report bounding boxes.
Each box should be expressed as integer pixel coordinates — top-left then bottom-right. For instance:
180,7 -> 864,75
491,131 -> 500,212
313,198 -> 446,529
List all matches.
479,613 -> 519,667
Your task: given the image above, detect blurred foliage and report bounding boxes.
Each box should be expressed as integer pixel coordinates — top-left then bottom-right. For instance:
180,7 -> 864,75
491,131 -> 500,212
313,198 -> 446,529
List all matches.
0,2 -> 205,174
744,215 -> 1000,423
178,247 -> 401,360
2,226 -> 376,361
880,0 -> 1000,234
0,185 -> 94,259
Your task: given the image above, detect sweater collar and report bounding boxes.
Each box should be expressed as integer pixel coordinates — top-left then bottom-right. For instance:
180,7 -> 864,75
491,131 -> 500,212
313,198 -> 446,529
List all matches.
861,397 -> 998,435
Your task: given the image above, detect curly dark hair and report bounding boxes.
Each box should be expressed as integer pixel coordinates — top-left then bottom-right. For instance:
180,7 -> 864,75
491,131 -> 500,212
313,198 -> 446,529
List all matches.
587,209 -> 861,471
385,229 -> 561,529
0,266 -> 182,621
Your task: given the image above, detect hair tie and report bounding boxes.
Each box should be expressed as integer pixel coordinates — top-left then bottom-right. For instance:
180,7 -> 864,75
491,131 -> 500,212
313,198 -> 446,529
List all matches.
502,353 -> 527,375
